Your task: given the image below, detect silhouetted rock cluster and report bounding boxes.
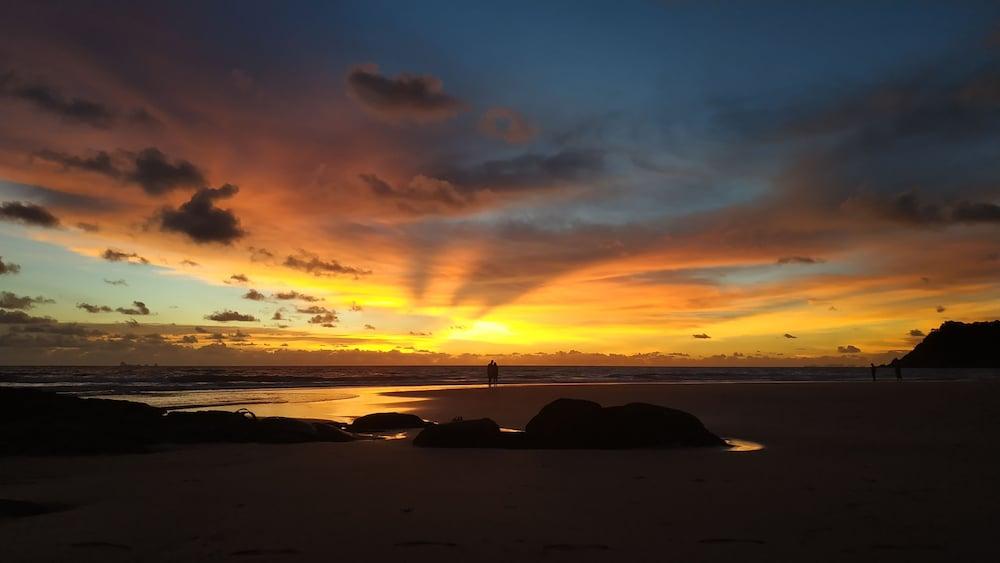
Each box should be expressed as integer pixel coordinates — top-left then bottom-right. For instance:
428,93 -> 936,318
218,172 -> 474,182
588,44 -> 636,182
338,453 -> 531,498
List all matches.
1,389 -> 726,455
900,320 -> 1000,368
413,398 -> 725,449
0,388 -> 353,456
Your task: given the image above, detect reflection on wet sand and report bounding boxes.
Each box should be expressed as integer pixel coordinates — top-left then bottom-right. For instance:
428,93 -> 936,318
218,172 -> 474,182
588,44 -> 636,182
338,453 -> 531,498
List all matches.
106,385 -> 467,423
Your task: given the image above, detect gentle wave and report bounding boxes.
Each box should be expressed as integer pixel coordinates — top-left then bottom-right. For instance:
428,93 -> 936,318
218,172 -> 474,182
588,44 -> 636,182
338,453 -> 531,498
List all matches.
2,365 -> 998,397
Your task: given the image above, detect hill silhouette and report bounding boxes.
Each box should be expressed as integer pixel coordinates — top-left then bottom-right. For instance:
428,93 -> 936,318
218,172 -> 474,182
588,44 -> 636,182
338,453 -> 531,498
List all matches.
900,320 -> 1000,368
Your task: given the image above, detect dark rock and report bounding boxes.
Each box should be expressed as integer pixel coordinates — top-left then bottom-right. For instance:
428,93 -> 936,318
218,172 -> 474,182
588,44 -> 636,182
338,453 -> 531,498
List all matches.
900,320 -> 1000,368
0,388 -> 162,425
162,410 -> 257,443
349,412 -> 429,432
312,422 -> 355,442
0,388 -> 357,455
0,388 -> 163,455
412,399 -> 723,449
599,402 -> 725,448
165,413 -> 353,444
413,418 -> 505,448
523,398 -> 604,446
257,417 -> 318,442
524,398 -> 724,449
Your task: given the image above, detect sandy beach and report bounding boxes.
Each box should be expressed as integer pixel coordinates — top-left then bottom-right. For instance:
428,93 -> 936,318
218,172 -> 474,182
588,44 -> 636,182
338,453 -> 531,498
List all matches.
2,381 -> 1000,562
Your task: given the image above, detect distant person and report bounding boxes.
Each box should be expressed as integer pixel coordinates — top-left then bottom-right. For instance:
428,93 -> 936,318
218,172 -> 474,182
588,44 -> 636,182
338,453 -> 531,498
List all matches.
870,363 -> 877,382
486,360 -> 498,387
493,361 -> 501,386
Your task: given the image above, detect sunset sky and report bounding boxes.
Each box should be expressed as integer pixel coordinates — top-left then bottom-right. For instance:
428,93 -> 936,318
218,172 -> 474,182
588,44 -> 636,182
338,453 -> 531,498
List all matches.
1,1 -> 999,365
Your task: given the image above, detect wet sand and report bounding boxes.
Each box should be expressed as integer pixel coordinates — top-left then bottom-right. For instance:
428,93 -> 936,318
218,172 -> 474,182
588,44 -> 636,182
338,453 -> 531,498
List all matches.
2,381 -> 999,562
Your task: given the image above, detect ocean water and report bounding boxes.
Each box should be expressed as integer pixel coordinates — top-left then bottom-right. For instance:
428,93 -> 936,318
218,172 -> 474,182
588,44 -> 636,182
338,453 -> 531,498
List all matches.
3,365 -> 998,419
3,365 -> 997,396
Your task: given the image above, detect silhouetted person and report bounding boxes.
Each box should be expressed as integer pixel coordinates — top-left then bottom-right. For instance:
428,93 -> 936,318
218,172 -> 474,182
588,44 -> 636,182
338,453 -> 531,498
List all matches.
493,361 -> 501,386
486,360 -> 498,387
870,363 -> 877,381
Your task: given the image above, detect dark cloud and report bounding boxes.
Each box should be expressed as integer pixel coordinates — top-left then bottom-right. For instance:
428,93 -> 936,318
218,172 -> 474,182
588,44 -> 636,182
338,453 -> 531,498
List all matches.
249,246 -> 274,262
694,58 -> 1000,263
36,147 -> 205,195
783,333 -> 797,339
294,305 -> 338,326
273,290 -> 319,302
116,301 -> 150,316
449,220 -> 659,308
127,108 -> 161,127
837,345 -> 861,354
271,310 -> 284,321
103,278 -> 127,286
10,323 -> 103,337
909,329 -> 926,337
478,107 -> 538,144
364,324 -> 376,330
230,274 -> 250,283
936,305 -> 947,313
229,330 -> 251,342
364,151 -> 604,216
777,256 -> 823,265
180,259 -> 199,267
243,289 -> 267,301
159,184 -> 245,244
296,305 -> 331,315
692,333 -> 711,339
952,201 -> 1000,223
0,291 -> 54,310
308,312 -> 339,326
757,61 -> 1000,228
205,310 -> 258,322
0,310 -> 53,324
434,150 -> 604,194
346,64 -> 464,123
408,331 -> 431,337
0,201 -> 60,227
77,303 -> 113,313
102,248 -> 149,264
0,257 -> 21,275
35,149 -> 117,176
861,192 -> 948,225
77,222 -> 100,232
127,148 -> 206,195
360,173 -> 470,212
350,302 -> 363,312
283,251 -> 370,277
0,180 -> 118,213
0,71 -> 115,127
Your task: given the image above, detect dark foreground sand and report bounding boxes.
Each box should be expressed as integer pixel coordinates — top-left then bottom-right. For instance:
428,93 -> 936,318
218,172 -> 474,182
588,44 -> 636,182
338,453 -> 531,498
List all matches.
2,381 -> 999,562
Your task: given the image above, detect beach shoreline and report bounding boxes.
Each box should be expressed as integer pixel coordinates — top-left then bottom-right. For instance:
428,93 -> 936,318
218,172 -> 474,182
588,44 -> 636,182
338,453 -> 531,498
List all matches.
3,381 -> 1000,561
